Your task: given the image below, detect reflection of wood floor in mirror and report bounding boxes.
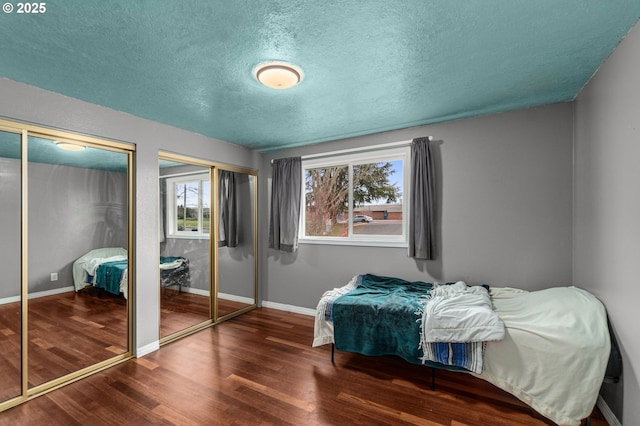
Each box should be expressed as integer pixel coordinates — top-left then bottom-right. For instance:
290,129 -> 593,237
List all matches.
0,299 -> 21,401
0,288 -> 218,394
0,308 -> 607,425
160,289 -> 252,337
218,298 -> 253,318
160,290 -> 210,337
26,289 -> 128,387
0,289 -> 129,395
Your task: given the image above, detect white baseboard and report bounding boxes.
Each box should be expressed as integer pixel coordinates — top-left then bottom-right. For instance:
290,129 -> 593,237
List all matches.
173,287 -> 253,305
0,285 -> 75,305
260,300 -> 316,316
597,395 -> 620,426
178,286 -> 210,297
136,341 -> 160,358
219,292 -> 254,304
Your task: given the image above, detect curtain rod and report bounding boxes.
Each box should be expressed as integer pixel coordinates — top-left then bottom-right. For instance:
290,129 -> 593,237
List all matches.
270,136 -> 432,163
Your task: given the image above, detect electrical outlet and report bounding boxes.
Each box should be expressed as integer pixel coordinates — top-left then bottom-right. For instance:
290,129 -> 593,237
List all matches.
50,272 -> 58,281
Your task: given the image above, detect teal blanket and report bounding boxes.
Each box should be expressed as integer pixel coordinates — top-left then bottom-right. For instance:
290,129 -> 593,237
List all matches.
333,274 -> 433,365
160,256 -> 182,263
332,274 -> 480,372
95,260 -> 127,295
93,257 -> 186,296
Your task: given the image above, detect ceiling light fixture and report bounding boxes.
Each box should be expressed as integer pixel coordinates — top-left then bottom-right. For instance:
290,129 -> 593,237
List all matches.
55,141 -> 86,151
254,62 -> 302,90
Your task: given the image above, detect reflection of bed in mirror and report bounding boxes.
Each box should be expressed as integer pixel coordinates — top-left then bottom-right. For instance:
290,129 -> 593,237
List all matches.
73,247 -> 189,298
160,256 -> 190,292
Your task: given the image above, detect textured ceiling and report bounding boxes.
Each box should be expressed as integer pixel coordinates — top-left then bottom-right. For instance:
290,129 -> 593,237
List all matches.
1,1 -> 639,152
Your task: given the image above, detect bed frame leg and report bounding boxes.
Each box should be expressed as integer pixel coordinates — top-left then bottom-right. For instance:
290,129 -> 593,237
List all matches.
584,417 -> 591,426
331,344 -> 335,363
431,368 -> 436,391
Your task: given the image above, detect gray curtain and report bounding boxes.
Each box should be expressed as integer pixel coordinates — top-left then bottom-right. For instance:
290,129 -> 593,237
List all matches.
218,170 -> 238,248
269,157 -> 302,253
409,137 -> 436,260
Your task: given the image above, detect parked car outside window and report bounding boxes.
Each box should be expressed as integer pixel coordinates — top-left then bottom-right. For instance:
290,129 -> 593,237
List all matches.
353,215 -> 373,223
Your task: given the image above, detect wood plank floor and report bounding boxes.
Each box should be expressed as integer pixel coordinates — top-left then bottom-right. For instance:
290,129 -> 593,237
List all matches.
0,307 -> 607,426
0,289 -> 129,395
160,289 -> 210,337
0,297 -> 21,401
27,289 -> 128,388
0,288 -> 226,399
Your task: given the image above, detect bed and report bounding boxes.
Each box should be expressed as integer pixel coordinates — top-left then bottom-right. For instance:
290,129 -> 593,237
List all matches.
313,273 -> 611,426
72,247 -> 190,298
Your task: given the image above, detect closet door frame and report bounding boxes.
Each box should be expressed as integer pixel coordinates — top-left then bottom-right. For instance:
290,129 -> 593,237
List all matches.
157,152 -> 258,346
0,118 -> 135,413
213,164 -> 258,324
158,151 -> 216,346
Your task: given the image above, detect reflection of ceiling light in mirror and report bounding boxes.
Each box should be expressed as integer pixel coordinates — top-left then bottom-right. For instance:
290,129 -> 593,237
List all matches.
55,141 -> 86,151
254,62 -> 302,89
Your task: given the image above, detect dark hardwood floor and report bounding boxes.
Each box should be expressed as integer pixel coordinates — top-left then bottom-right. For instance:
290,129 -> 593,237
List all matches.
0,307 -> 607,426
0,297 -> 21,401
160,289 -> 210,337
0,289 -> 129,395
27,289 -> 128,387
0,288 -> 217,398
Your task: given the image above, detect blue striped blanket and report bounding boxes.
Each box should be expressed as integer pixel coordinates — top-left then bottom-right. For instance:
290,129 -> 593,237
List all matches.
329,274 -> 486,373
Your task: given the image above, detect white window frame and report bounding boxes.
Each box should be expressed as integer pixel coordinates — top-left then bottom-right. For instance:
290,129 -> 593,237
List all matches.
300,146 -> 410,247
165,173 -> 210,239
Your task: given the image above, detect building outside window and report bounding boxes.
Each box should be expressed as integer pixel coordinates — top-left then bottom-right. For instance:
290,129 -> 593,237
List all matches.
300,146 -> 409,247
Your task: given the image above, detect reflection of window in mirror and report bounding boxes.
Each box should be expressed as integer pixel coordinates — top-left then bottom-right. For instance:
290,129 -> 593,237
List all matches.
165,173 -> 210,238
158,160 -> 212,341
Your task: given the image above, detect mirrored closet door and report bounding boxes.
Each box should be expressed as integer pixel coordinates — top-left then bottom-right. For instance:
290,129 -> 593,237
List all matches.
158,154 -> 258,341
215,166 -> 257,321
27,134 -> 132,389
0,118 -> 134,412
0,128 -> 23,404
159,154 -> 213,339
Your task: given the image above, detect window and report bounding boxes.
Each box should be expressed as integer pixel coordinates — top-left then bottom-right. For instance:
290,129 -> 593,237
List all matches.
300,146 -> 409,247
166,173 -> 210,238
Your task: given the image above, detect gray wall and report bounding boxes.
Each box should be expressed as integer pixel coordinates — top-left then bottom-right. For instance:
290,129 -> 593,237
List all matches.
261,102 -> 574,309
28,162 -> 128,293
0,77 -> 261,354
0,158 -> 128,297
0,156 -> 20,299
574,21 -> 640,424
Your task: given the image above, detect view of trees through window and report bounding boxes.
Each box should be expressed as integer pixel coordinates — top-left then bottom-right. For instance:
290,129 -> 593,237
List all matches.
174,180 -> 210,234
304,161 -> 403,238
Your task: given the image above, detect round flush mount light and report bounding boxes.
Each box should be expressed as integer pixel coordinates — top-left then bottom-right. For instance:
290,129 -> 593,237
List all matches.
254,62 -> 302,90
55,141 -> 86,151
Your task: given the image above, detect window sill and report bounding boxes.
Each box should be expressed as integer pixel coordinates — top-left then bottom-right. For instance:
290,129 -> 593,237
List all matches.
165,234 -> 209,240
298,238 -> 407,248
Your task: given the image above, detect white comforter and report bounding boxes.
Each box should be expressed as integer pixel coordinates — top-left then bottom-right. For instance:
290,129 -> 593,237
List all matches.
475,286 -> 610,426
